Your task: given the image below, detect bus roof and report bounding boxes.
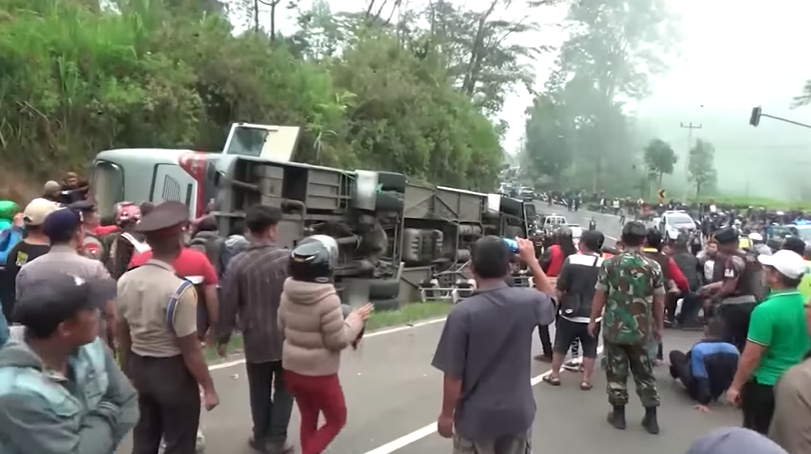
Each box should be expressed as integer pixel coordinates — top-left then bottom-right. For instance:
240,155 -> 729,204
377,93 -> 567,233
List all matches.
94,148 -> 212,163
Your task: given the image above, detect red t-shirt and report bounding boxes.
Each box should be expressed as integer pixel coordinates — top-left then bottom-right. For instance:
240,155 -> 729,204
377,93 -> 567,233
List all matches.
93,225 -> 119,236
546,244 -> 565,277
129,248 -> 218,285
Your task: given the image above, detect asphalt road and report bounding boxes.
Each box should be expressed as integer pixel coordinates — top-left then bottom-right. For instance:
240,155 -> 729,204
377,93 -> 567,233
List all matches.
534,201 -> 630,242
117,331 -> 738,454
394,330 -> 740,454
116,202 -> 736,454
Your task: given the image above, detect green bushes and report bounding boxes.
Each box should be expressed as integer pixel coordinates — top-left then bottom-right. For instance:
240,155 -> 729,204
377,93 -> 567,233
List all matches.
698,195 -> 811,211
0,0 -> 503,192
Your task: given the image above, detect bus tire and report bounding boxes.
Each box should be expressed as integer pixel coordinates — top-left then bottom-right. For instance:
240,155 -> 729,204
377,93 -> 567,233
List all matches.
368,278 -> 400,300
371,297 -> 401,312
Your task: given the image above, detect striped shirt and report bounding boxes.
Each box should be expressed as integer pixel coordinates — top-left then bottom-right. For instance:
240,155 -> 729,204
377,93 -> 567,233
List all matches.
219,241 -> 289,363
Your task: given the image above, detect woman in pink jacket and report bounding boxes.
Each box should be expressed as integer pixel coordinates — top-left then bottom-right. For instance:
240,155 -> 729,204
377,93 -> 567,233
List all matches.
278,236 -> 372,454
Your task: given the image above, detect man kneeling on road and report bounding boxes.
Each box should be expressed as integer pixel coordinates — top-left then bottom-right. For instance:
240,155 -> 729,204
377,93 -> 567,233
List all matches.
432,236 -> 556,454
669,317 -> 739,413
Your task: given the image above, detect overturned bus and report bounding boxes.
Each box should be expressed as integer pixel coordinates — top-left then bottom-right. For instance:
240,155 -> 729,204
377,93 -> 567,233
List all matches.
91,122 -> 533,308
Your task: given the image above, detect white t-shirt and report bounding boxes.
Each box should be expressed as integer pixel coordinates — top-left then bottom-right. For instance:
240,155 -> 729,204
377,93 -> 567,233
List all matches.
697,250 -> 715,281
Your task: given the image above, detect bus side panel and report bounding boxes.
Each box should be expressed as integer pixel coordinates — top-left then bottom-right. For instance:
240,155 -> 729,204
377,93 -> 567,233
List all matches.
151,164 -> 198,218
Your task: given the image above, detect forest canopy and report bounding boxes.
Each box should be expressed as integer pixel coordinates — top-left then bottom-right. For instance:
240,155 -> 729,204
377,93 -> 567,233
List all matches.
0,0 -> 548,192
519,0 -> 687,198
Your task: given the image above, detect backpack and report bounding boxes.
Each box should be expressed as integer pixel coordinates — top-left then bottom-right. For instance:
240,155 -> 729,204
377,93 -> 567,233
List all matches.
219,237 -> 249,279
108,232 -> 150,279
97,232 -> 120,265
189,235 -> 223,275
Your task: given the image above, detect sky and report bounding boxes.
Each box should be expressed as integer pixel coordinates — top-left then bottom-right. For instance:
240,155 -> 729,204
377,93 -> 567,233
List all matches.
246,0 -> 811,194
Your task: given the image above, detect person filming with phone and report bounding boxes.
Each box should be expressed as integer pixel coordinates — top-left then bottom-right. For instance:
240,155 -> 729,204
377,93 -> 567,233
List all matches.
431,236 -> 556,454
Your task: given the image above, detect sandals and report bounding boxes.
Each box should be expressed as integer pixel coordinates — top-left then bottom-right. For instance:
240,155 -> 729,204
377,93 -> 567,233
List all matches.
543,374 -> 593,390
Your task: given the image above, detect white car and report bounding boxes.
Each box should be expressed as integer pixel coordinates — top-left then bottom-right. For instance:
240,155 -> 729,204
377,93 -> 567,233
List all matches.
657,211 -> 697,241
542,215 -> 568,230
568,224 -> 583,246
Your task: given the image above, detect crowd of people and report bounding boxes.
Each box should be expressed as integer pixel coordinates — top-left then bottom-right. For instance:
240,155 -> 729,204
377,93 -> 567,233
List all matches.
0,177 -> 374,454
1,172 -> 811,454
466,213 -> 811,454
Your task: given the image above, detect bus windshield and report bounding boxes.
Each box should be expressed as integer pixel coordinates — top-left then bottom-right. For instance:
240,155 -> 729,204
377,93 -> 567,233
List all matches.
92,161 -> 124,219
224,127 -> 267,157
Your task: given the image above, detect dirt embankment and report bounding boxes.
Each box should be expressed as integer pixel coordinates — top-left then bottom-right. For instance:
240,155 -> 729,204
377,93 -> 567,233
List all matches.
0,168 -> 43,204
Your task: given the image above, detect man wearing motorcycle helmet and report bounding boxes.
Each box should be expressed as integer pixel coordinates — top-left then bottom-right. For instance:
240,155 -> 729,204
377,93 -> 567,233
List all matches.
279,235 -> 372,454
105,202 -> 146,279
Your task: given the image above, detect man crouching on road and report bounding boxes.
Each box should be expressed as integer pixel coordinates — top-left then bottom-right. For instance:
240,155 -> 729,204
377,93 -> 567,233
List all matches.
432,236 -> 557,454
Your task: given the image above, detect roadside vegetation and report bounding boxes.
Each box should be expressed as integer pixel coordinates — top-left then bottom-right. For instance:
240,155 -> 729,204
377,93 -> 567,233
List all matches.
0,0 -> 558,193
696,195 -> 811,211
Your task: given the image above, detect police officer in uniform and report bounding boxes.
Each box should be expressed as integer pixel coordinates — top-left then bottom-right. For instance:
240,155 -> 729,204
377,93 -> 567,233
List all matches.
69,200 -> 104,260
699,228 -> 758,352
116,201 -> 219,454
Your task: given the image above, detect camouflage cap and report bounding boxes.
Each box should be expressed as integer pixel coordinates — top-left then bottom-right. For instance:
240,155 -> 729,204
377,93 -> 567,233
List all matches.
622,221 -> 647,238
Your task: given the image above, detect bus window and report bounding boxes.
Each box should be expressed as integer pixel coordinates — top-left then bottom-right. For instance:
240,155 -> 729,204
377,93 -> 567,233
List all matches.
224,127 -> 267,157
92,161 -> 124,219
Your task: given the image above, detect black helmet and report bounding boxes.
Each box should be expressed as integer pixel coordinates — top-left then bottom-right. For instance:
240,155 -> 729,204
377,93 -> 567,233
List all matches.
289,235 -> 339,283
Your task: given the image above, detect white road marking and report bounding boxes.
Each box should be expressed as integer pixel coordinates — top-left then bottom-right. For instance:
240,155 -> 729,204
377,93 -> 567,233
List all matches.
361,345 -> 605,454
364,317 -> 448,338
208,317 -> 449,371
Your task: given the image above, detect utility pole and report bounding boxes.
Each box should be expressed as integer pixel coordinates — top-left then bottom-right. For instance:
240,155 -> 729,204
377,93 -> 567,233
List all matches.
680,122 -> 702,202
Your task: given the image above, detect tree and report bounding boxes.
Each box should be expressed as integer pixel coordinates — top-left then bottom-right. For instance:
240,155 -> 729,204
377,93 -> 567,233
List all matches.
687,139 -> 717,198
643,139 -> 677,186
302,0 -> 549,115
0,0 -> 523,194
792,79 -> 811,108
523,0 -> 679,193
522,95 -> 571,186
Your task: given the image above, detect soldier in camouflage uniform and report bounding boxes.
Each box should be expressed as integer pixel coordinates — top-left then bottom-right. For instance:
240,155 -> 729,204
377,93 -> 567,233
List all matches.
588,221 -> 665,434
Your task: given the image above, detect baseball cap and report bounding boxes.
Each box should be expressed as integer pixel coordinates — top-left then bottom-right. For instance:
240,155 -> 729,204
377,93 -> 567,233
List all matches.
43,180 -> 61,192
758,249 -> 809,279
748,232 -> 763,242
685,427 -> 788,454
68,200 -> 95,214
13,272 -> 116,338
23,198 -> 59,226
42,207 -> 82,241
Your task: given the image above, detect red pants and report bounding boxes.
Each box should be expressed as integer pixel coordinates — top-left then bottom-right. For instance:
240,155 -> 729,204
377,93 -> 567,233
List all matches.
284,371 -> 347,454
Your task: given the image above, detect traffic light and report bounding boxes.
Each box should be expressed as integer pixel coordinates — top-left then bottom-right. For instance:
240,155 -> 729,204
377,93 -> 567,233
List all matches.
750,106 -> 762,127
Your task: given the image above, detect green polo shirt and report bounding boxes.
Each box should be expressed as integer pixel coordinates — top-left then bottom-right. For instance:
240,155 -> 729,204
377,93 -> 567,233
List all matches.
747,289 -> 810,385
